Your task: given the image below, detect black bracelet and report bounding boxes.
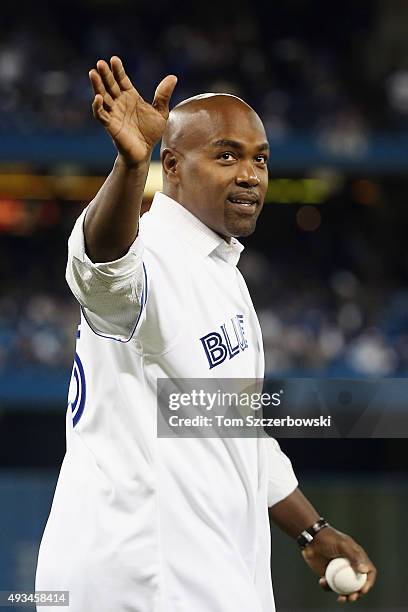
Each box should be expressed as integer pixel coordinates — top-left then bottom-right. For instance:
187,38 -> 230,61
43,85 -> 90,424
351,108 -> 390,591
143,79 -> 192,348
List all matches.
296,518 -> 329,549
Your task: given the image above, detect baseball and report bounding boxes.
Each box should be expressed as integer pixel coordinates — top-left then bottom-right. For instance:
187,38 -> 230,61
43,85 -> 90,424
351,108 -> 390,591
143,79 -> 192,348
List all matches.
325,558 -> 367,595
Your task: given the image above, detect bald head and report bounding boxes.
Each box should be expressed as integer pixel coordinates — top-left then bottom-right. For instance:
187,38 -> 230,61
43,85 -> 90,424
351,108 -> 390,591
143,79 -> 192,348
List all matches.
161,93 -> 261,153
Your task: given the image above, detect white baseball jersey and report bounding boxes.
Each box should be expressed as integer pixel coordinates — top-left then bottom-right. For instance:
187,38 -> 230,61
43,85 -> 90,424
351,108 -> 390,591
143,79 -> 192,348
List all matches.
36,192 -> 298,612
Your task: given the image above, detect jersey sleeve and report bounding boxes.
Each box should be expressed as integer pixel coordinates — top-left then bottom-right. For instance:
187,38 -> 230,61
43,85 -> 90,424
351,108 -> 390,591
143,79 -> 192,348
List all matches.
65,205 -> 147,342
264,437 -> 298,507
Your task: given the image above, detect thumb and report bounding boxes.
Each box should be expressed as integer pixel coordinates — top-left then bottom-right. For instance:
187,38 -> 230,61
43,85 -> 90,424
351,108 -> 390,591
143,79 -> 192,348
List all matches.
351,561 -> 370,574
337,536 -> 370,574
152,75 -> 178,117
345,552 -> 369,574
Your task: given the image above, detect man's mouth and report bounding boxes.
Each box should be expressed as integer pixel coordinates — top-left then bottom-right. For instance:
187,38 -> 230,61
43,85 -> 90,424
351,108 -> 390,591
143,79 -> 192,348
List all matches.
227,193 -> 259,208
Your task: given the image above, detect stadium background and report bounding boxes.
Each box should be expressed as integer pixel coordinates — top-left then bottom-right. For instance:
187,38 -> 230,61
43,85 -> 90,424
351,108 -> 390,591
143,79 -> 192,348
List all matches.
0,0 -> 407,609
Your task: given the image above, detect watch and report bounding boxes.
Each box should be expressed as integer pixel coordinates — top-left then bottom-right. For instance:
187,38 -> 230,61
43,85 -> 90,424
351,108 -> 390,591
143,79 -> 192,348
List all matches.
297,518 -> 329,549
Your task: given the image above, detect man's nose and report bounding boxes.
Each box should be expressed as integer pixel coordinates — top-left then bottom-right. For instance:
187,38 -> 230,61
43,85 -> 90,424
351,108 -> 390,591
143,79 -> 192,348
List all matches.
235,162 -> 260,187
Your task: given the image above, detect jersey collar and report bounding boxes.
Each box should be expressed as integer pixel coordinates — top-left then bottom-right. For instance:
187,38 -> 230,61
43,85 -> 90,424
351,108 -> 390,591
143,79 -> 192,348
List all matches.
148,192 -> 244,266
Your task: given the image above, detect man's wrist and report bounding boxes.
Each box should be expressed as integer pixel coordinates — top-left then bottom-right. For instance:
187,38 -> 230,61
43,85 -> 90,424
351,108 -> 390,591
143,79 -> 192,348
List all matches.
115,153 -> 152,171
296,518 -> 330,549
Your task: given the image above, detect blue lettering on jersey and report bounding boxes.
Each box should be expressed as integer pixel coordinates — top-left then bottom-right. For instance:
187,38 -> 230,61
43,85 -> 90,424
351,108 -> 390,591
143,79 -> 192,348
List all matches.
200,332 -> 228,368
200,314 -> 248,369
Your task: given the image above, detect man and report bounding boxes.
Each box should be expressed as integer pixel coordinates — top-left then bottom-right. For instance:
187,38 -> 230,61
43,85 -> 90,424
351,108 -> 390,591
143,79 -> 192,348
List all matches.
36,56 -> 376,611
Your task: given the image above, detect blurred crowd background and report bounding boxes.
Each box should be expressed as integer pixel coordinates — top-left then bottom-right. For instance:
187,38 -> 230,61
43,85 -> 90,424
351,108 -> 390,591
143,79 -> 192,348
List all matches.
1,1 -> 408,610
3,178 -> 408,384
1,0 -> 408,384
1,0 -> 408,135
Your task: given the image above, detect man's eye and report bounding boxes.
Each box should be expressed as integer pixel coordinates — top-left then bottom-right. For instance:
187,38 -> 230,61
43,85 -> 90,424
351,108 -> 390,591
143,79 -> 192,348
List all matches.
219,153 -> 235,161
255,155 -> 267,163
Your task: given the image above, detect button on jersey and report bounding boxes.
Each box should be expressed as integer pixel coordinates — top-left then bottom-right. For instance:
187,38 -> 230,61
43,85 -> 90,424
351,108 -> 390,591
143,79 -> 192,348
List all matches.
36,193 -> 298,612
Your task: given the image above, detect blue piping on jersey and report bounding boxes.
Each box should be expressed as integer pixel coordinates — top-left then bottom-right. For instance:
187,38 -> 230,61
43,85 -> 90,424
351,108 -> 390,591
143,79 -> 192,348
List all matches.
72,367 -> 80,408
80,261 -> 148,343
72,352 -> 86,427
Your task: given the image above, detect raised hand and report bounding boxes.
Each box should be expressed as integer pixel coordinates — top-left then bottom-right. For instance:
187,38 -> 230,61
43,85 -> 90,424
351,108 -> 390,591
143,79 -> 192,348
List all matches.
89,56 -> 177,166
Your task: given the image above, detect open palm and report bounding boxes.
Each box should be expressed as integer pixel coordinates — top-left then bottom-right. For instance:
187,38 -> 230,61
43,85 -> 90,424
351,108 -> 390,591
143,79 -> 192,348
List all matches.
89,56 -> 177,164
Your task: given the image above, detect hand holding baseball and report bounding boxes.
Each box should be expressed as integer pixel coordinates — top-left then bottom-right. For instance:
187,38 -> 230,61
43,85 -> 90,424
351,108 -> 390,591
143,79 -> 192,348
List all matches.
325,557 -> 367,595
302,526 -> 377,603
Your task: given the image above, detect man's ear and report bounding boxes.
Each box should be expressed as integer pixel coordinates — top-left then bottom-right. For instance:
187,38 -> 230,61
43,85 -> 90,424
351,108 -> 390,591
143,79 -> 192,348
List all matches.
161,148 -> 180,184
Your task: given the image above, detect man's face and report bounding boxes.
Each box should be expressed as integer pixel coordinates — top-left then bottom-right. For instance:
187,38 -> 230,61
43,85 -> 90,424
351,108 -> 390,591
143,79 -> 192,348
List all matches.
164,99 -> 269,240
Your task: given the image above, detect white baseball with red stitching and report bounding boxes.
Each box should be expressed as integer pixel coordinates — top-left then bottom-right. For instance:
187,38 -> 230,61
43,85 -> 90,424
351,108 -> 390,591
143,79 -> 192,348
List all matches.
325,557 -> 367,595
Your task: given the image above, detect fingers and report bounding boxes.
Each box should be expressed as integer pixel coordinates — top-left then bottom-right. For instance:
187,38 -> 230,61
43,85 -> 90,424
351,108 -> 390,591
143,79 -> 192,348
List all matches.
152,75 -> 178,117
346,545 -> 370,574
342,541 -> 377,595
96,59 -> 121,98
89,69 -> 114,110
89,56 -> 135,123
337,590 -> 363,603
91,94 -> 110,125
347,591 -> 361,602
318,577 -> 331,592
89,69 -> 105,97
320,577 -> 360,603
89,57 -> 131,105
336,592 -> 363,603
110,56 -> 134,92
89,57 -> 176,122
360,563 -> 377,595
